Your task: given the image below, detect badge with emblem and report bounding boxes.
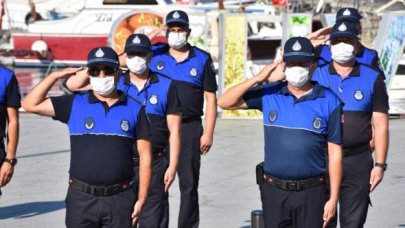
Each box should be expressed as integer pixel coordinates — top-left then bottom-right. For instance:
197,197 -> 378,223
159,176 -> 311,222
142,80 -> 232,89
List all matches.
95,48 -> 104,58
121,120 -> 129,132
292,41 -> 302,51
157,61 -> 164,70
313,117 -> 322,130
84,117 -> 95,130
269,110 -> 277,122
173,11 -> 180,19
190,68 -> 197,76
338,23 -> 347,31
354,90 -> 363,101
133,36 -> 141,44
149,95 -> 158,105
343,9 -> 351,16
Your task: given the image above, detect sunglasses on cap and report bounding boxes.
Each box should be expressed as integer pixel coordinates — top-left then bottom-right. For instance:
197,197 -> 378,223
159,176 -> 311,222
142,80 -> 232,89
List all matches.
88,66 -> 117,77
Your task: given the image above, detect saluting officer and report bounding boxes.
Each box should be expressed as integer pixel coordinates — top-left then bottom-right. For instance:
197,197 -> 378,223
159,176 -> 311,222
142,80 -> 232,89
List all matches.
219,37 -> 343,228
63,34 -> 181,228
312,21 -> 389,228
0,66 -> 21,196
149,10 -> 218,228
22,47 -> 152,228
317,7 -> 383,75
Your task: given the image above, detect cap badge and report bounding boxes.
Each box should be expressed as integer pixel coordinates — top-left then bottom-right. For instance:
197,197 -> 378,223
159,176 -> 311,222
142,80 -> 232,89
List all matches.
292,41 -> 302,51
149,95 -> 158,105
343,9 -> 351,16
95,48 -> 104,57
338,23 -> 347,31
133,36 -> 141,44
173,11 -> 180,19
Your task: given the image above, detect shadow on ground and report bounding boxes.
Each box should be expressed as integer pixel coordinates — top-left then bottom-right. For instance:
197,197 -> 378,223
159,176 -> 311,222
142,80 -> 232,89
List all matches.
0,201 -> 65,219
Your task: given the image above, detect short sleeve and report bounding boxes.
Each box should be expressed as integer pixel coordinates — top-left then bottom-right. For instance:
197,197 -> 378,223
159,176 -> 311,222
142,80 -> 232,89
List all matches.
136,106 -> 151,140
50,94 -> 75,123
166,82 -> 181,114
6,74 -> 21,108
203,55 -> 218,92
372,76 -> 389,112
327,104 -> 343,144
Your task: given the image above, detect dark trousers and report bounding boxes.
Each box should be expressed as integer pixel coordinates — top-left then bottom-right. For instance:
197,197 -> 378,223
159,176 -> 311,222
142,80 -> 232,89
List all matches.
65,185 -> 136,228
135,156 -> 168,228
261,183 -> 327,228
177,120 -> 203,228
328,150 -> 373,228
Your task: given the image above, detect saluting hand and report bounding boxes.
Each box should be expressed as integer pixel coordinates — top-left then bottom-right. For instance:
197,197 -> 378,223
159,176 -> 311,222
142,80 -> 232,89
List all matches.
50,67 -> 86,80
255,60 -> 281,83
307,25 -> 333,48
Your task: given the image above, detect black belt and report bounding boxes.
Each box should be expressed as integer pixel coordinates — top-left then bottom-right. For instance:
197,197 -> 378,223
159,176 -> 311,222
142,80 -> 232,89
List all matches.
69,177 -> 132,196
264,174 -> 325,191
343,144 -> 370,157
133,149 -> 166,167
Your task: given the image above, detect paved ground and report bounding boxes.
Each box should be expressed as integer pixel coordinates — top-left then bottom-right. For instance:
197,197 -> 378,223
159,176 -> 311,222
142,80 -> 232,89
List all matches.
1,114 -> 404,228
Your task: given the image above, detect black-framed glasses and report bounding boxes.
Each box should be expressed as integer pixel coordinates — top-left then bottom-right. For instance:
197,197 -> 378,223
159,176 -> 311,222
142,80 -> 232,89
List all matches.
88,66 -> 117,77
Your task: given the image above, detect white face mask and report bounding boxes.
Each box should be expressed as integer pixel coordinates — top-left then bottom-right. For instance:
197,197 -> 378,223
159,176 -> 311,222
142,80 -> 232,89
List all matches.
285,66 -> 310,88
126,56 -> 148,74
90,76 -> 115,96
331,42 -> 355,64
167,32 -> 187,49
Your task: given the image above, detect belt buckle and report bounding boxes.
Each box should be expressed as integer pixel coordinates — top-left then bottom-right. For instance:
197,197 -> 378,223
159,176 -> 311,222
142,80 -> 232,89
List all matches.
286,180 -> 298,191
93,186 -> 106,196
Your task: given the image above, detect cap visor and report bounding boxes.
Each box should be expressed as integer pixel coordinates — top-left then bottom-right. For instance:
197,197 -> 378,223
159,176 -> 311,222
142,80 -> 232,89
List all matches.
329,33 -> 358,41
166,20 -> 189,28
283,55 -> 313,63
87,61 -> 118,68
124,45 -> 150,54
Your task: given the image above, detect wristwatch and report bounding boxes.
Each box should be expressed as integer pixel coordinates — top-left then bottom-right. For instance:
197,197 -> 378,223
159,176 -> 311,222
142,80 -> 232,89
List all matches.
375,162 -> 387,171
4,158 -> 17,166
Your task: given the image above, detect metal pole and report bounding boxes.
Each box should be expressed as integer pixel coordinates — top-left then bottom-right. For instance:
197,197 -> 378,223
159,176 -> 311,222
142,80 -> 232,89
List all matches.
251,209 -> 264,228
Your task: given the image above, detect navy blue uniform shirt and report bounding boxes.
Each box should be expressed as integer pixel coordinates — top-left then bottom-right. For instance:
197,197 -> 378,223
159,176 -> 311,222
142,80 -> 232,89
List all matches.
149,43 -> 217,120
51,91 -> 151,185
0,67 -> 21,139
312,63 -> 389,149
243,81 -> 343,180
117,71 -> 181,154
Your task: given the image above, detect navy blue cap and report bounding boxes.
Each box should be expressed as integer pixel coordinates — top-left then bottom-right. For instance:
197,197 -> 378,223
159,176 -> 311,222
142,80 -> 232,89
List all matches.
165,10 -> 189,28
125,34 -> 151,54
87,47 -> 119,68
283,37 -> 315,63
336,8 -> 362,23
329,21 -> 359,41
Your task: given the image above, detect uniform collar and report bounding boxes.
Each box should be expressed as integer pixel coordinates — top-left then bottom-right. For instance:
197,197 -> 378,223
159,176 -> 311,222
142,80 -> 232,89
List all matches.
88,90 -> 126,104
278,81 -> 325,102
123,70 -> 159,85
328,62 -> 361,76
